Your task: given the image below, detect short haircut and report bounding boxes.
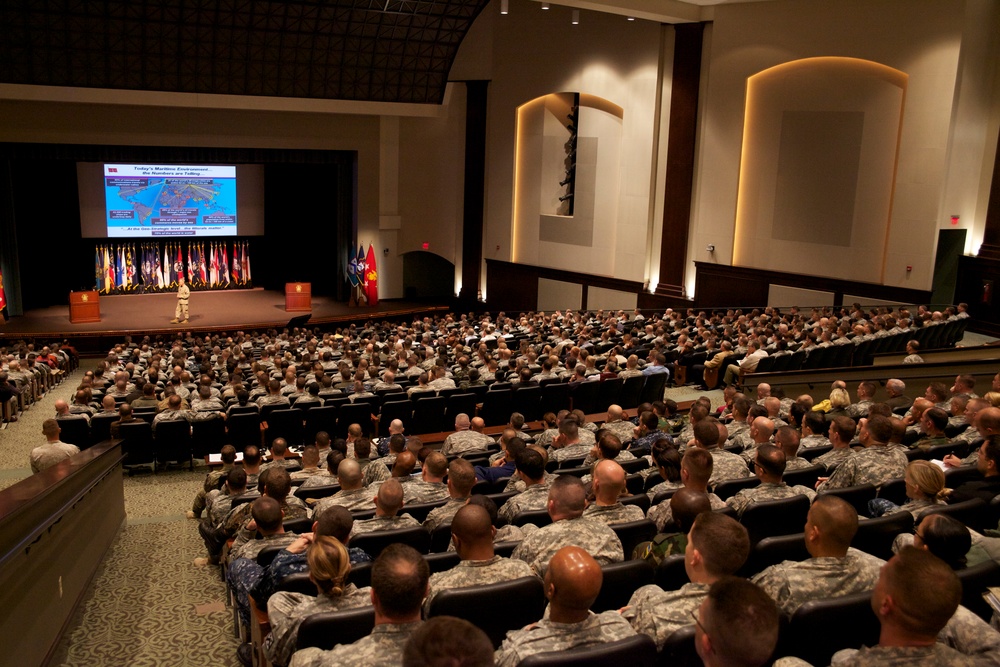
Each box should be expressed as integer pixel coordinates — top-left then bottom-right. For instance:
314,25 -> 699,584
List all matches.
42,419 -> 60,437
331,438 -> 348,455
378,478 -> 405,514
354,437 -> 372,459
243,444 -> 262,466
983,435 -> 1000,466
681,447 -> 714,485
315,505 -> 353,543
548,475 -> 587,516
690,512 -> 750,577
670,489 -> 711,533
389,433 -> 407,453
467,494 -> 499,527
923,407 -> 948,432
514,448 -> 545,481
754,444 -> 786,476
226,466 -> 248,491
858,381 -> 877,397
251,496 -> 283,532
371,543 -> 430,619
703,577 -> 780,667
505,438 -> 527,461
865,415 -> 893,443
448,458 -> 476,496
808,495 -> 857,548
828,416 -> 856,443
402,615 -> 494,667
264,467 -> 292,502
694,419 -> 720,447
653,442 -> 682,482
597,433 -> 623,460
803,411 -> 827,435
271,440 -> 287,456
886,546 -> 962,637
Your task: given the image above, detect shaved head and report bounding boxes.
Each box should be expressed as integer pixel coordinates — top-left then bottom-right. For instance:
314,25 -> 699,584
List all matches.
377,478 -> 405,515
451,504 -> 493,545
807,495 -> 857,551
546,546 -> 604,612
593,459 -> 626,504
337,458 -> 363,489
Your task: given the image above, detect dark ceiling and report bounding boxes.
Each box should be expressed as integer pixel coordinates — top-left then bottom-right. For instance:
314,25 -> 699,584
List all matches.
0,0 -> 490,104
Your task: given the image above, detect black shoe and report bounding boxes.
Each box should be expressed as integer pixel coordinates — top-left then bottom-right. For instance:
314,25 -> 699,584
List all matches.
237,643 -> 254,667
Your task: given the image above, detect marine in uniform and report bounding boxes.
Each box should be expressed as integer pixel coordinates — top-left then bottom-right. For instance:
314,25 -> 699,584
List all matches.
171,276 -> 190,323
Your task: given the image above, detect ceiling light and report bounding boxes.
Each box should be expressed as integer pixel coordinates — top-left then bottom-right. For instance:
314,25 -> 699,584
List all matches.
500,0 -> 508,15
627,16 -> 635,21
572,9 -> 579,24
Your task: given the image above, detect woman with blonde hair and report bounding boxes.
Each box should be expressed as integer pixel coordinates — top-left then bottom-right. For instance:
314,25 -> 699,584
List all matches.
869,459 -> 950,519
824,387 -> 851,418
263,535 -> 370,667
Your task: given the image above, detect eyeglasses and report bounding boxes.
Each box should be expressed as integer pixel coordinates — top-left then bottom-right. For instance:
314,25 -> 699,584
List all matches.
690,608 -> 709,635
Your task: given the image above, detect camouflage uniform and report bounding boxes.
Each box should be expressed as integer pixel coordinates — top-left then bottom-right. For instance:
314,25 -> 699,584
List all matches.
750,547 -> 883,615
581,502 -> 645,526
847,400 -> 873,420
289,467 -> 325,483
534,428 -> 559,449
257,394 -> 291,409
314,488 -> 374,514
830,643 -> 976,666
676,423 -> 694,446
816,445 -> 907,491
648,493 -> 726,532
498,483 -> 552,524
224,498 -> 310,537
289,621 -> 421,667
422,555 -> 537,615
582,449 -> 636,468
730,428 -> 756,452
265,585 -> 372,667
422,497 -> 470,532
646,479 -> 684,502
726,419 -> 750,440
230,531 -> 300,563
361,459 -> 391,487
911,434 -> 949,451
402,480 -> 449,504
708,448 -> 751,486
800,434 -> 832,450
494,610 -> 637,667
504,471 -> 558,493
785,456 -> 815,471
549,443 -> 593,464
726,481 -> 816,517
814,447 -> 854,472
938,604 -> 1000,663
296,472 -> 338,490
348,513 -> 421,538
623,582 -> 709,650
602,419 -> 637,444
512,516 -> 624,577
440,430 -> 494,457
950,426 -> 983,452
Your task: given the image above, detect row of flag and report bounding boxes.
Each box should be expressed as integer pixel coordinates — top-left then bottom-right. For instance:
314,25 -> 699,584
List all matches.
95,241 -> 252,294
347,243 -> 378,307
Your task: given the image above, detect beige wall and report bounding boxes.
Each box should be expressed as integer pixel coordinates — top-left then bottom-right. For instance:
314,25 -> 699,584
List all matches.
690,0 -> 1000,297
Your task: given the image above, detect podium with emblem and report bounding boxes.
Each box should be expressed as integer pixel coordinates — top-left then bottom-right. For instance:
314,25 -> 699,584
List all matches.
69,290 -> 101,323
284,283 -> 311,312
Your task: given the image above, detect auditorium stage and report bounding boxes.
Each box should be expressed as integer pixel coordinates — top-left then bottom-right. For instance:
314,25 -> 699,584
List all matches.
0,288 -> 448,348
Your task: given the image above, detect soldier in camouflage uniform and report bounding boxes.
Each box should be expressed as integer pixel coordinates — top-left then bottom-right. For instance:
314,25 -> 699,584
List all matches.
512,476 -> 624,577
547,418 -> 592,464
799,411 -> 832,450
814,415 -> 856,472
817,416 -> 906,491
256,378 -> 291,409
288,544 -> 427,667
738,416 -> 776,465
422,505 -> 537,614
846,381 -> 876,420
355,437 -> 391,487
826,547 -> 973,667
348,478 -> 420,538
581,429 -> 636,467
726,445 -> 815,517
423,458 -> 476,532
498,448 -> 551,524
402,451 -> 450,504
675,404 -> 709,448
775,425 -> 814,471
494,546 -> 636,667
688,417 -> 750,487
600,404 -> 638,444
944,406 -> 1000,468
751,495 -> 882,615
623,512 -> 750,649
644,439 -> 684,502
911,407 -> 949,451
440,413 -> 494,457
313,459 -> 373,514
581,460 -> 645,525
189,444 -> 238,518
647,448 -> 726,531
263,535 -> 372,667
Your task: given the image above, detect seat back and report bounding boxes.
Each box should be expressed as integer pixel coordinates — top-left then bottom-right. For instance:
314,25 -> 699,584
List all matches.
518,634 -> 658,667
402,500 -> 448,523
540,382 -> 572,416
410,396 -> 446,435
659,625 -> 701,667
619,376 -> 645,410
570,381 -> 599,416
349,525 -> 431,557
798,444 -> 833,461
638,373 -> 667,405
56,418 -> 91,449
611,519 -> 657,559
444,394 -> 478,431
739,533 -> 809,578
594,378 -> 623,413
851,511 -> 914,561
921,498 -> 990,532
191,416 -> 227,457
119,420 -> 155,467
276,571 -> 316,596
89,413 -> 117,446
153,419 -> 192,468
265,408 -> 304,447
511,509 -> 554,528
620,494 -> 651,514
713,476 -> 760,500
739,494 -> 811,545
377,400 -> 412,436
295,606 -> 376,651
337,402 -> 375,438
620,458 -> 650,474
875,477 -> 908,506
818,483 -> 878,516
480,389 -> 513,427
256,544 -> 285,567
512,386 -> 542,422
591,559 -> 655,613
293,483 -> 341,502
226,412 -> 262,452
427,577 -> 546,649
956,559 -> 1000,621
779,591 -> 879,666
782,464 -> 823,490
282,517 -> 313,534
424,550 -> 461,574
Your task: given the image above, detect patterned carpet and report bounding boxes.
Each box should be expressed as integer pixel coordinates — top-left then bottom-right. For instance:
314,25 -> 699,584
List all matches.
1,362 -> 239,667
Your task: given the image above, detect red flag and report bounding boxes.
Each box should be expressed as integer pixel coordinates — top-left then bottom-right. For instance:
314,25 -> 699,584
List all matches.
0,266 -> 7,315
365,243 -> 378,307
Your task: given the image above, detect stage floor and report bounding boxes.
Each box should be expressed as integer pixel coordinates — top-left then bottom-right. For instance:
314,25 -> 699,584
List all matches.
0,288 -> 447,341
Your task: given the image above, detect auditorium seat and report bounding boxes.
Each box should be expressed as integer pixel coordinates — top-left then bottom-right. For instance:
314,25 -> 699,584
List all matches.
88,413 -> 117,446
782,464 -> 823,490
594,378 -> 623,413
611,519 -> 657,558
410,396 -> 445,435
511,509 -> 553,528
619,376 -> 645,410
426,577 -> 546,648
153,419 -> 193,470
424,550 -> 460,574
591,559 -> 655,613
480,389 -> 513,427
540,382 -> 571,416
620,493 -> 651,514
653,554 -> 689,592
851,511 -> 913,561
570,381 -> 599,416
191,416 -> 227,457
401,499 -> 448,523
875,477 -> 908,506
818,483 -> 877,516
303,405 -> 337,443
226,412 -> 261,452
294,606 -> 375,652
512,386 -> 542,422
293,483 -> 340,502
638,373 -> 667,405
264,408 -> 304,447
349,525 -> 430,558
443,393 -> 478,430
347,561 -> 373,588
337,402 -> 375,438
740,494 -> 810,545
378,400 -> 412,436
777,591 -> 879,666
713,476 -> 760,501
658,625 -> 701,667
118,420 -> 155,472
56,418 -> 90,449
275,572 -> 316,596
921,498 -> 991,532
956,559 -> 1000,621
620,458 -> 650,474
518,634 -> 657,667
738,533 -> 809,578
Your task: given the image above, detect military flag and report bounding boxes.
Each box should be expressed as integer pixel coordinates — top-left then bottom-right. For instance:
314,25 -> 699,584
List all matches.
365,243 -> 379,307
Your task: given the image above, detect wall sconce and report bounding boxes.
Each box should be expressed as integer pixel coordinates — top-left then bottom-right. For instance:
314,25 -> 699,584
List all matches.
571,9 -> 579,24
500,0 -> 508,15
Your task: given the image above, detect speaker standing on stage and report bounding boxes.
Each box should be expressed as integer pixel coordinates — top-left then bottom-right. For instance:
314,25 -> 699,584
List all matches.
171,276 -> 190,324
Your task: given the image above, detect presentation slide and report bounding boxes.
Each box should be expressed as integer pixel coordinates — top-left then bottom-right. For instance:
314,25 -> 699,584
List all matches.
104,164 -> 238,238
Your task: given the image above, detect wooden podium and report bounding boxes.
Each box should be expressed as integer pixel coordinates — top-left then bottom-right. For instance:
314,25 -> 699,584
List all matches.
69,290 -> 101,323
284,283 -> 311,312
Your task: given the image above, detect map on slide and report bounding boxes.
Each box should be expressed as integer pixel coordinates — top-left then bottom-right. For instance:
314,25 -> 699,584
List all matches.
104,164 -> 237,238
